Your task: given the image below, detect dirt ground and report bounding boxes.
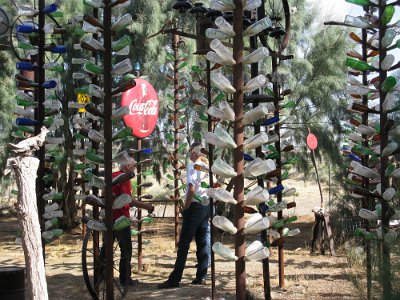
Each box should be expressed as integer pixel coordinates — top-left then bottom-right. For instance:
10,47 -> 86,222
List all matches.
0,214 -> 360,300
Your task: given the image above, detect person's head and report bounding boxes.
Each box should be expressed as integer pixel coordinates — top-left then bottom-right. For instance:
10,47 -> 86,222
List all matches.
189,142 -> 206,162
120,157 -> 136,173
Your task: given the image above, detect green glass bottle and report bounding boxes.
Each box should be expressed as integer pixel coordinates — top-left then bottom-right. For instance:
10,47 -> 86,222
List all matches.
49,11 -> 63,18
83,62 -> 103,75
112,35 -> 132,52
42,174 -> 54,183
381,76 -> 397,93
201,182 -> 210,188
17,125 -> 34,133
346,57 -> 376,71
354,228 -> 374,240
112,127 -> 133,141
16,96 -> 38,107
18,42 -> 37,50
177,143 -> 188,152
382,5 -> 395,25
141,170 -> 155,177
86,149 -> 104,164
74,163 -> 89,171
141,216 -> 153,224
345,0 -> 372,6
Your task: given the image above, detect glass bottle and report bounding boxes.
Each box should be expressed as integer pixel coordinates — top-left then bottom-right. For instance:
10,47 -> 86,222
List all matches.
344,15 -> 371,29
219,101 -> 235,121
381,76 -> 397,93
205,28 -> 233,40
81,36 -> 105,52
111,14 -> 132,32
112,35 -> 132,52
381,141 -> 398,157
245,241 -> 269,261
244,0 -> 262,11
206,51 -> 232,66
112,171 -> 135,186
84,195 -> 105,207
112,79 -> 136,95
16,117 -> 38,126
43,191 -> 64,201
210,39 -> 235,65
244,185 -> 269,206
112,127 -> 133,141
83,14 -> 104,31
83,62 -> 103,75
244,213 -> 270,234
211,73 -> 235,93
208,106 -> 225,120
243,75 -> 267,93
211,158 -> 237,178
243,132 -> 269,150
345,0 -> 372,6
212,242 -> 238,261
243,158 -> 276,178
112,194 -> 132,209
382,5 -> 395,25
243,17 -> 272,37
207,188 -> 237,204
354,228 -> 375,240
111,58 -> 132,76
243,105 -> 269,125
113,216 -> 131,231
382,29 -> 396,48
83,0 -> 105,8
243,47 -> 269,64
87,220 -> 107,231
346,57 -> 376,71
212,215 -> 237,234
86,149 -> 105,164
204,126 -> 237,149
215,16 -> 235,36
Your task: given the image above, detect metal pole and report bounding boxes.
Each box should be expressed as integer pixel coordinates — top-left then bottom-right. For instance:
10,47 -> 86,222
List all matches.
272,54 -> 284,288
206,60 -> 216,300
103,0 -> 114,298
361,21 -> 372,300
172,33 -> 180,249
233,1 -> 246,299
36,0 -> 46,262
378,2 -> 391,299
137,138 -> 143,271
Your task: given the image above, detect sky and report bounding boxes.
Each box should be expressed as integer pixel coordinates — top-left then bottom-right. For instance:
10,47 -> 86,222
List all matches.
307,0 -> 360,22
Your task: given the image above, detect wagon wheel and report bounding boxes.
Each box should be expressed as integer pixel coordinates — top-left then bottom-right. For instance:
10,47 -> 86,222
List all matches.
263,0 -> 291,54
82,229 -> 128,300
10,14 -> 65,63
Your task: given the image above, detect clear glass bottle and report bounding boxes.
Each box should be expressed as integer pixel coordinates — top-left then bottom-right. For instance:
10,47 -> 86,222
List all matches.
210,73 -> 236,94
210,158 -> 237,178
209,39 -> 235,65
204,126 -> 237,148
212,215 -> 237,234
243,47 -> 269,64
243,17 -> 272,37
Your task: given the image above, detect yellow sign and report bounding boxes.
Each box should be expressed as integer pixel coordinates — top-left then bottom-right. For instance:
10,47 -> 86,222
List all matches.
77,93 -> 90,113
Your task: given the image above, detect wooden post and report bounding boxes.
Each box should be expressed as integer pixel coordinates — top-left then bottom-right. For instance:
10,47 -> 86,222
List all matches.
233,1 -> 246,299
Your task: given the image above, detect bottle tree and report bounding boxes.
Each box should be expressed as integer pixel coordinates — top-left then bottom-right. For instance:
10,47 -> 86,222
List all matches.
339,1 -> 400,299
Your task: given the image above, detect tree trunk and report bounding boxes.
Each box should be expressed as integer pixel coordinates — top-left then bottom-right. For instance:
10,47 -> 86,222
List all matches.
10,156 -> 49,300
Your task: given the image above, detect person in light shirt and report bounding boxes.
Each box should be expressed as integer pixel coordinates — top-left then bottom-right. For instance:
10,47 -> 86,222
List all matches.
158,143 -> 210,288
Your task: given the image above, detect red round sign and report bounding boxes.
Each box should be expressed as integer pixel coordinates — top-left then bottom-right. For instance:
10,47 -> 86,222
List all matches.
121,78 -> 159,138
307,133 -> 318,150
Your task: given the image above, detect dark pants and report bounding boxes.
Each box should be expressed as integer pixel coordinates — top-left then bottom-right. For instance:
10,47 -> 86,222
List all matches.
168,202 -> 209,283
100,226 -> 132,284
115,226 -> 132,284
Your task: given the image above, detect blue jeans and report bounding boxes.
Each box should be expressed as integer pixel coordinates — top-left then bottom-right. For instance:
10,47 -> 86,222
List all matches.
168,202 -> 209,283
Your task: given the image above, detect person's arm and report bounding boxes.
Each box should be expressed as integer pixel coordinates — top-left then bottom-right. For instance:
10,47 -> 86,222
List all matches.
130,199 -> 154,213
184,182 -> 195,210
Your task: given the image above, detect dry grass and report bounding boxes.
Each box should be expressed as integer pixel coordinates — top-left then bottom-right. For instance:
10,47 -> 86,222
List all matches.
0,215 -> 361,300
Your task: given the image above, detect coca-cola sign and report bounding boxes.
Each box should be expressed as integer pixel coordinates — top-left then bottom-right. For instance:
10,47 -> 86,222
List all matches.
121,78 -> 159,138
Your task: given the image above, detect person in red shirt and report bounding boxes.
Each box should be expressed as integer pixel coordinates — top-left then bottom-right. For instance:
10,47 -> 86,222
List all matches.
112,157 -> 154,286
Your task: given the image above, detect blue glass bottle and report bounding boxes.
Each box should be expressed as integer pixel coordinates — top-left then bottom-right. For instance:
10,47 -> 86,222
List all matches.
42,80 -> 57,89
142,148 -> 153,154
16,24 -> 39,33
261,116 -> 279,126
48,45 -> 67,53
16,117 -> 39,126
243,153 -> 254,161
43,3 -> 58,14
16,62 -> 36,71
268,184 -> 284,195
